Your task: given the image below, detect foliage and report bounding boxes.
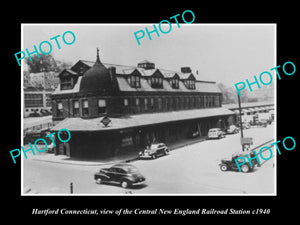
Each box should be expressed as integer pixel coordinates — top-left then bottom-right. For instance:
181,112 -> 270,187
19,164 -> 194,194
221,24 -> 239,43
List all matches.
25,54 -> 72,73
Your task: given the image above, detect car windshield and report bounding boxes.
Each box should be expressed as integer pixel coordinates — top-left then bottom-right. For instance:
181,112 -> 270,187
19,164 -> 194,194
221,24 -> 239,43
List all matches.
150,144 -> 160,149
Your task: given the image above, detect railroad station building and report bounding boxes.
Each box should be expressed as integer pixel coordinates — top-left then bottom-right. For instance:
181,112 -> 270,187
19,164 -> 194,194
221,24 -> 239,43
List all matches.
50,50 -> 235,159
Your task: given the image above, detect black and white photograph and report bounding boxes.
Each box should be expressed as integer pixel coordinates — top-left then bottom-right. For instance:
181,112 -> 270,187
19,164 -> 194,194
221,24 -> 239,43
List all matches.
4,5 -> 298,220
21,24 -> 276,195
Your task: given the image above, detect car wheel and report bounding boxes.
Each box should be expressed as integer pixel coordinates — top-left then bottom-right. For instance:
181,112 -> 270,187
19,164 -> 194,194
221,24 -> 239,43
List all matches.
241,164 -> 250,173
96,178 -> 102,184
151,154 -> 157,159
220,164 -> 228,171
121,180 -> 129,188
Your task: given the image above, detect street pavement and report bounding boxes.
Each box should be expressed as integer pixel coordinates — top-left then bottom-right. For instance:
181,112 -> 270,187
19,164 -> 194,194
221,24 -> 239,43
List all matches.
22,124 -> 275,195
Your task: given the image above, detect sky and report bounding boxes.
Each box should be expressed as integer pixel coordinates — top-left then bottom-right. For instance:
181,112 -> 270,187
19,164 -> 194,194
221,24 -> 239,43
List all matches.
22,24 -> 275,87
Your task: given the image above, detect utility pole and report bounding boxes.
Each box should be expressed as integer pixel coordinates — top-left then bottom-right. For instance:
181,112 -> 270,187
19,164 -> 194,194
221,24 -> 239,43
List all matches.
237,93 -> 244,151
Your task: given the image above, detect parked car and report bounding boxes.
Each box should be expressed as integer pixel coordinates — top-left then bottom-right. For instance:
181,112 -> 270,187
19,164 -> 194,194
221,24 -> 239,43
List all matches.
139,143 -> 169,159
34,142 -> 55,153
255,119 -> 268,127
94,163 -> 146,188
207,128 -> 225,139
219,151 -> 260,173
226,125 -> 239,134
236,122 -> 251,130
242,122 -> 251,129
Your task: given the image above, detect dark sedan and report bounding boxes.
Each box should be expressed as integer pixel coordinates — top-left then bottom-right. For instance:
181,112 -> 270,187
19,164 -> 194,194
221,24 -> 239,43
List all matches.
94,163 -> 146,188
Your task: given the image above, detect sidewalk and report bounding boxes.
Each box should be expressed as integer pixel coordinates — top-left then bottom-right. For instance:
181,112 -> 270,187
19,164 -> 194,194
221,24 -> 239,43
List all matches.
30,136 -> 208,166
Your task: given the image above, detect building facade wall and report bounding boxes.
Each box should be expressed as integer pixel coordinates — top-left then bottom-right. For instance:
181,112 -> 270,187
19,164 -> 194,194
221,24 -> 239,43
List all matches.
53,116 -> 228,158
51,92 -> 222,121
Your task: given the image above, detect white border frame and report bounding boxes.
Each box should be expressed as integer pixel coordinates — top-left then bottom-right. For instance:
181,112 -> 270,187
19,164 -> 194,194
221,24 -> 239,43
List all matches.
21,23 -> 277,196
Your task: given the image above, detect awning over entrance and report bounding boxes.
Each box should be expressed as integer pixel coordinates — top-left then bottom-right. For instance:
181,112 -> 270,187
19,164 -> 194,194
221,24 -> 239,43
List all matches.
51,107 -> 235,132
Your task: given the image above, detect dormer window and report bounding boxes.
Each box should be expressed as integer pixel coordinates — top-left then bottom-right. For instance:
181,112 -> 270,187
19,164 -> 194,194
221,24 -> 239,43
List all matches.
150,77 -> 163,88
128,75 -> 141,88
60,77 -> 73,90
58,69 -> 79,90
170,77 -> 179,89
185,79 -> 195,89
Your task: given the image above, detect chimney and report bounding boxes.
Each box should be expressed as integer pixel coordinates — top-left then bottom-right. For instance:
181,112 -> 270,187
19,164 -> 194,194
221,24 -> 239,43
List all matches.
181,67 -> 192,73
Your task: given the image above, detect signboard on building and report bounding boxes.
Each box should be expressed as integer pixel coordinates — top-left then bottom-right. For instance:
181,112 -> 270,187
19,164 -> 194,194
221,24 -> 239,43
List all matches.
101,116 -> 111,127
240,137 -> 253,145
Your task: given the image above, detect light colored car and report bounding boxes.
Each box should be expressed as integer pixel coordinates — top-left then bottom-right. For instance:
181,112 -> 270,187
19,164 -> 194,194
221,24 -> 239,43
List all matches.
226,125 -> 239,134
241,122 -> 251,129
208,128 -> 225,139
139,143 -> 169,159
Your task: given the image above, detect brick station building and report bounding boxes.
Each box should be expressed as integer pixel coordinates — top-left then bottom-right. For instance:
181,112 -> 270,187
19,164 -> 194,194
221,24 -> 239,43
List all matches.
50,50 -> 235,159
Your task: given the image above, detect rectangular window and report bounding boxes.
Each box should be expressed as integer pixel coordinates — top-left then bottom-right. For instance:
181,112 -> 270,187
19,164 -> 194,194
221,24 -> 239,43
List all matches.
135,76 -> 140,88
98,99 -> 106,114
144,98 -> 148,111
124,98 -> 128,106
123,98 -> 129,113
60,77 -> 73,90
131,76 -> 136,86
24,93 -> 43,107
165,98 -> 169,111
45,94 -> 52,107
136,98 -> 140,106
135,98 -> 140,113
151,76 -> 163,88
186,97 -> 189,109
73,100 -> 79,116
82,99 -> 88,116
176,98 -> 180,110
172,78 -> 179,89
169,98 -> 173,110
150,98 -> 154,110
190,97 -> 194,108
158,98 -> 162,111
57,102 -> 63,117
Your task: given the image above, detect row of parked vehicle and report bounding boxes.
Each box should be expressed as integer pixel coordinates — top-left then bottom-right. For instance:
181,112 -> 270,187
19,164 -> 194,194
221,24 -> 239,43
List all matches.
207,124 -> 242,139
94,122 -> 270,188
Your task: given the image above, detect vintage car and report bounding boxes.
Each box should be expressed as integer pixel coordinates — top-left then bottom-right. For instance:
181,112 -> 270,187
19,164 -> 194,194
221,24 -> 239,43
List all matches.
139,143 -> 169,159
34,142 -> 55,153
219,151 -> 260,173
236,122 -> 251,130
225,125 -> 239,134
94,163 -> 146,188
207,128 -> 225,139
242,122 -> 251,129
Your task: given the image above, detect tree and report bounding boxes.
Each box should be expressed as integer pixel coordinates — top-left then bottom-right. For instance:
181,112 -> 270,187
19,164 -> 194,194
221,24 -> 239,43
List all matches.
25,54 -> 58,73
217,83 -> 237,104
